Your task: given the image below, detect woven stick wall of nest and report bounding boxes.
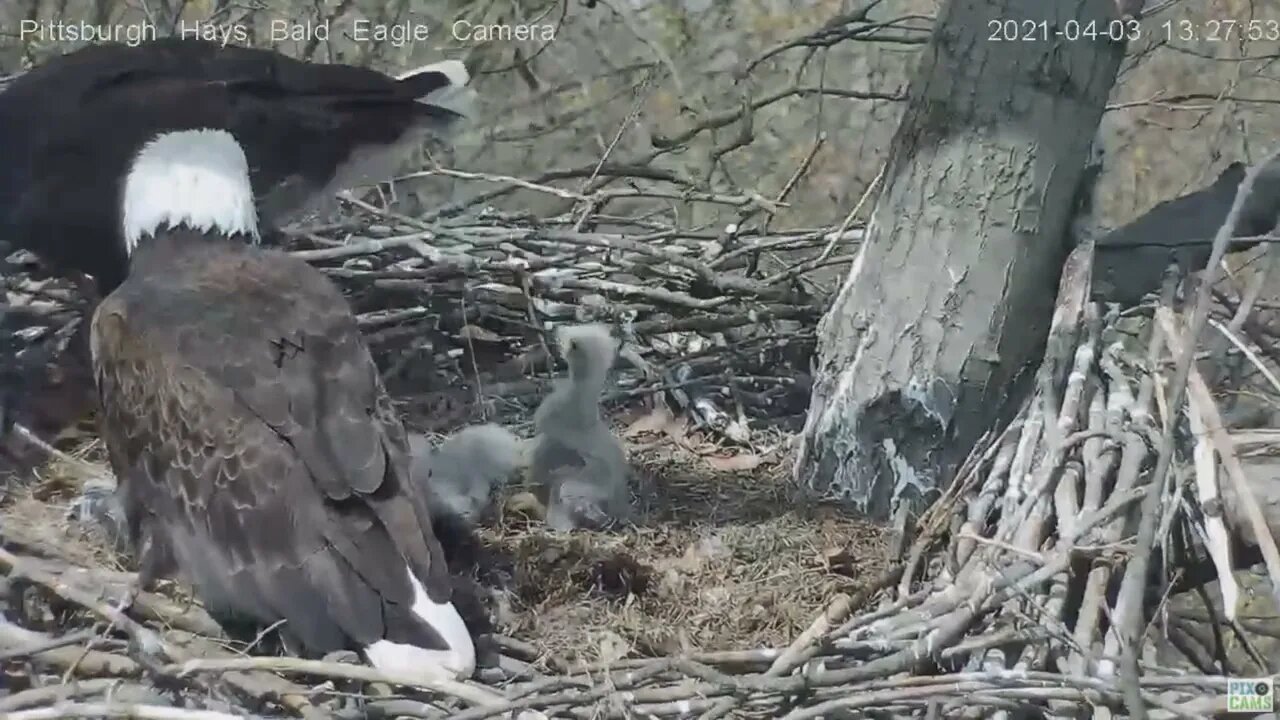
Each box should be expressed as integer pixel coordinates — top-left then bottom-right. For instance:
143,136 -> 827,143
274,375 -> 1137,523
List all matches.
3,163 -> 859,444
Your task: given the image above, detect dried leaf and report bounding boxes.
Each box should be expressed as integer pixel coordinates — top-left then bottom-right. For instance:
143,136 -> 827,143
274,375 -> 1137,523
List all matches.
678,536 -> 730,572
624,405 -> 680,438
704,452 -> 763,472
459,324 -> 503,342
591,629 -> 633,664
822,547 -> 861,577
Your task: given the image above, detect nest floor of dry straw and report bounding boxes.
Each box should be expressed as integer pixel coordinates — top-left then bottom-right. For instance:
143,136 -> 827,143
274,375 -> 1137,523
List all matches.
0,401 -> 891,671
482,440 -> 889,664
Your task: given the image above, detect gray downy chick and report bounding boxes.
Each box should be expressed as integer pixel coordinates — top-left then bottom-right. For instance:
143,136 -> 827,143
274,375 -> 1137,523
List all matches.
529,323 -> 630,531
409,423 -> 526,527
66,477 -> 131,556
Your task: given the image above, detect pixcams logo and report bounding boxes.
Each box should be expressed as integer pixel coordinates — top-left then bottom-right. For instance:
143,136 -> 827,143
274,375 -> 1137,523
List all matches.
1227,678 -> 1274,713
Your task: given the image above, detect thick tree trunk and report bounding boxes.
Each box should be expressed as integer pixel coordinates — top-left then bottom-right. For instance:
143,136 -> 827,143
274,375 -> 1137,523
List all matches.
794,0 -> 1126,520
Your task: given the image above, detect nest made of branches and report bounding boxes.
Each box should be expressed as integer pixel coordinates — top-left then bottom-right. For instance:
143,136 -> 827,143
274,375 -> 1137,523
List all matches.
8,169 -> 1280,718
0,250 -> 1253,719
0,171 -> 890,717
9,232 -> 1280,718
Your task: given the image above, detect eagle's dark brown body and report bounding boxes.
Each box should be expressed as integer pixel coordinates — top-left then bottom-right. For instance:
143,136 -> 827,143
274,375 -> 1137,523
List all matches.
91,229 -> 458,659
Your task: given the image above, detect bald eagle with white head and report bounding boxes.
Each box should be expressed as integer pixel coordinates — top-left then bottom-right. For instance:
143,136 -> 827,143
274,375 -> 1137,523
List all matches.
90,127 -> 474,679
2,38 -> 474,292
0,38 -> 474,443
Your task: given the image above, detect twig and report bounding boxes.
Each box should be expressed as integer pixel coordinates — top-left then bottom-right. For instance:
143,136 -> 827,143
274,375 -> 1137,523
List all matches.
0,547 -> 167,660
1158,307 -> 1280,612
8,422 -> 101,477
1111,147 -> 1280,720
0,620 -> 140,677
169,657 -> 504,707
0,628 -> 97,662
0,679 -> 128,713
0,703 -> 243,720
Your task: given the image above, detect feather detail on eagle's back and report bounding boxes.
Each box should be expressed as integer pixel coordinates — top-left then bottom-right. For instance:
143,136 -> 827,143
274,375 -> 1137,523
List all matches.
90,239 -> 456,659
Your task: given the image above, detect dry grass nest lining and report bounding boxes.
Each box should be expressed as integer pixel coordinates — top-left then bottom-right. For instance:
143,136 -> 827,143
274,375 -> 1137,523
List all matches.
0,442 -> 122,573
1,425 -> 890,668
486,440 -> 889,664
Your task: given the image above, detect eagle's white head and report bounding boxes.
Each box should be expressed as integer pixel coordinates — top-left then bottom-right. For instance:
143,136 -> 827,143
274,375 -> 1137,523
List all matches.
121,128 -> 261,256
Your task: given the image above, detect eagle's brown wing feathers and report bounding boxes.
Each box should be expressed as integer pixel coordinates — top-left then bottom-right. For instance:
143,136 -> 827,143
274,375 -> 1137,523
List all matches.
91,246 -> 449,654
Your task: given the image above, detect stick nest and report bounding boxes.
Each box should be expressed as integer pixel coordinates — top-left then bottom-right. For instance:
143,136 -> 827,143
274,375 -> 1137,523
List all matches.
4,172 -> 1277,718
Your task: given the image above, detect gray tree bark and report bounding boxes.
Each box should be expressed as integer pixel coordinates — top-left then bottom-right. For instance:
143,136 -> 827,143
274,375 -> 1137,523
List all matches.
794,0 -> 1127,520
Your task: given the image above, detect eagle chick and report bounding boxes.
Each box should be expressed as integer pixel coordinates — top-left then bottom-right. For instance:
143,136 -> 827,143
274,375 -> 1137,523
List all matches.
93,127 -> 474,681
529,323 -> 630,531
408,423 -> 527,527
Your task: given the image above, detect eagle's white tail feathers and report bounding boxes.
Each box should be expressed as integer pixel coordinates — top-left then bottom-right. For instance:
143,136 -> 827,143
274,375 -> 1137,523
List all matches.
397,59 -> 470,86
121,128 -> 260,255
397,60 -> 476,119
362,566 -> 476,680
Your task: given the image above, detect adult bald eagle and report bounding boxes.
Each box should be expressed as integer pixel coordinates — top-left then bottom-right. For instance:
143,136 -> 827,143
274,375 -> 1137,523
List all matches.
2,36 -> 472,292
90,127 -> 474,679
0,37 -> 472,441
